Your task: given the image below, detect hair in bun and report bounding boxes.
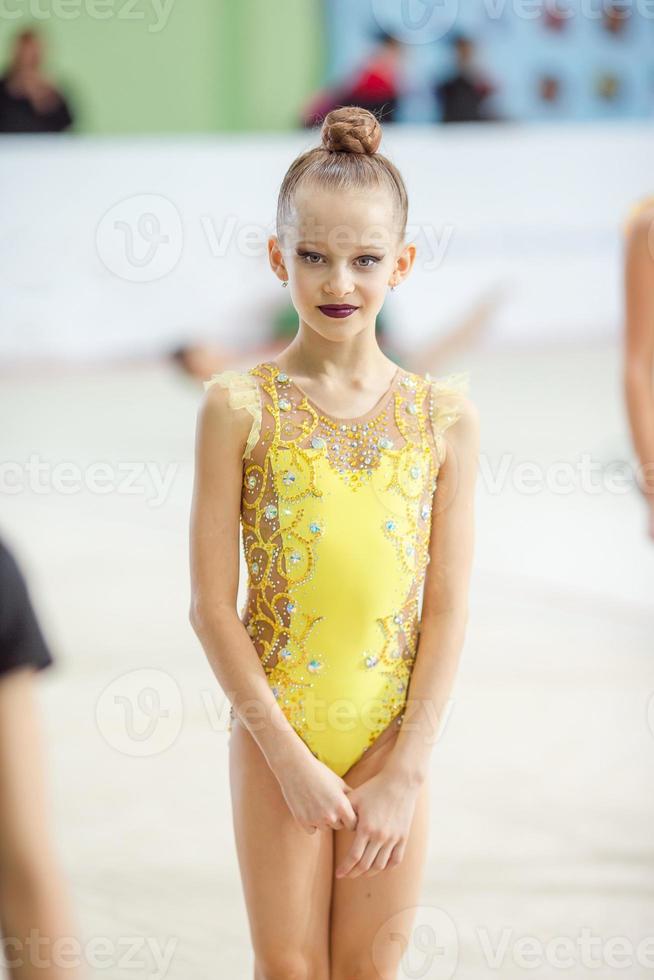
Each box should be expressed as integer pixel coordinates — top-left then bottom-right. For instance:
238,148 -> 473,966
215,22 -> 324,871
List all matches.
276,105 -> 408,243
320,106 -> 382,155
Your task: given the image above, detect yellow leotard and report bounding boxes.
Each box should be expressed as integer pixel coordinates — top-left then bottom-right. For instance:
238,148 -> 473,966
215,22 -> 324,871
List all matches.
203,359 -> 469,776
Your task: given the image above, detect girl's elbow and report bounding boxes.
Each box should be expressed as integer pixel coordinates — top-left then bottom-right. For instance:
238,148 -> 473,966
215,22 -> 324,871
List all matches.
189,596 -> 234,635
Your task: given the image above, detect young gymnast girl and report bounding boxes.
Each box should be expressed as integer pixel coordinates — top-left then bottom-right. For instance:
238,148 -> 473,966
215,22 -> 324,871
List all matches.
189,106 -> 479,979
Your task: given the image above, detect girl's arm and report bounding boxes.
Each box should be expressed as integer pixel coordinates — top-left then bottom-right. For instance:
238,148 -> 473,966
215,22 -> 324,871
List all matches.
624,209 -> 654,508
0,667 -> 82,980
384,394 -> 480,787
188,383 -> 315,779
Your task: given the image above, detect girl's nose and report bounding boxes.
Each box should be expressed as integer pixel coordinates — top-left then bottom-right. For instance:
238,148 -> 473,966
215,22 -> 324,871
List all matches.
325,267 -> 354,297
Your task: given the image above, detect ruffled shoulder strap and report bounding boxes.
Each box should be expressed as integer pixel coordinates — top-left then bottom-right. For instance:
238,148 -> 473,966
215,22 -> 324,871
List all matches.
424,370 -> 470,466
203,369 -> 262,459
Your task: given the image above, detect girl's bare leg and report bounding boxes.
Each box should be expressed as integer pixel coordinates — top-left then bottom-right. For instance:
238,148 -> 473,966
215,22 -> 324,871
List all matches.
329,732 -> 431,980
229,717 -> 333,979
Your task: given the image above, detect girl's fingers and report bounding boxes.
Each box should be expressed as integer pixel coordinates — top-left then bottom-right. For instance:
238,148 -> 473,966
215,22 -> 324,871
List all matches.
335,833 -> 368,877
365,840 -> 396,875
341,839 -> 382,878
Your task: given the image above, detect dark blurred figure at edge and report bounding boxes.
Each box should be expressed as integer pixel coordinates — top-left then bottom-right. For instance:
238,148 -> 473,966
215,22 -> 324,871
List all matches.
301,30 -> 405,127
0,536 -> 84,979
435,32 -> 499,123
0,27 -> 73,133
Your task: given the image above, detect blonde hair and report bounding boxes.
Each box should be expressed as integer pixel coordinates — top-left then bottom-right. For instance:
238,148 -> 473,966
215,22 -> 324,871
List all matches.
276,106 -> 409,245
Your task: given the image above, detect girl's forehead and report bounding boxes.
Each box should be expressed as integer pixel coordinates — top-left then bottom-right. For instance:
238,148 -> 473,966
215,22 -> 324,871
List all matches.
294,186 -> 393,223
285,188 -> 397,250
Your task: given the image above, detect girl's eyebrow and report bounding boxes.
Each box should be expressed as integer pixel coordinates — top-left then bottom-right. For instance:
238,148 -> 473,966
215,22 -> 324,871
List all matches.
296,241 -> 386,251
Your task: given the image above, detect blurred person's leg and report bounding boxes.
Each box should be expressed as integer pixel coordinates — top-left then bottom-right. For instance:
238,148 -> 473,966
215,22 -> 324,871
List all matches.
0,667 -> 83,979
0,539 -> 82,979
623,196 -> 654,540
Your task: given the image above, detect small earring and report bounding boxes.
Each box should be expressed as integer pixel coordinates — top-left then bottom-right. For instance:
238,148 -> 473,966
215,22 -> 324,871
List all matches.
282,280 -> 288,288
391,283 -> 397,291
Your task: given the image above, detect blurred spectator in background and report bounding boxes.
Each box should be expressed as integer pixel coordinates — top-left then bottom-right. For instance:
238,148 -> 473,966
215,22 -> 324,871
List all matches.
539,73 -> 562,105
301,30 -> 405,126
0,537 -> 83,977
0,27 -> 73,133
623,195 -> 654,541
434,32 -> 499,123
602,1 -> 629,36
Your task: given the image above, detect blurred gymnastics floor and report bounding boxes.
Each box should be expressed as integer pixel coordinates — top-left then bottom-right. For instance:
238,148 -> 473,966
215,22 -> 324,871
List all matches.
2,340 -> 653,979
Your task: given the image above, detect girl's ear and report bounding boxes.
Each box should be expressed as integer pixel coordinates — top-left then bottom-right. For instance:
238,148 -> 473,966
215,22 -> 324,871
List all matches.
267,235 -> 288,282
393,241 -> 417,285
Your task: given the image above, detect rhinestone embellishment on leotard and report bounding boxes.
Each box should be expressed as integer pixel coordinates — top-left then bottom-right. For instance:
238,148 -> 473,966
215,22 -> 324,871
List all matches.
273,364 -> 403,485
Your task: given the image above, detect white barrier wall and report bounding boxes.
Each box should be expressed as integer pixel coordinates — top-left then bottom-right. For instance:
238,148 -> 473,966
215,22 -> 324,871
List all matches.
1,122 -> 652,362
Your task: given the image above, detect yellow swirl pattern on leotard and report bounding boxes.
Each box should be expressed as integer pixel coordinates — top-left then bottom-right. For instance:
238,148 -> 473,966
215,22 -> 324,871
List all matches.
204,360 -> 469,776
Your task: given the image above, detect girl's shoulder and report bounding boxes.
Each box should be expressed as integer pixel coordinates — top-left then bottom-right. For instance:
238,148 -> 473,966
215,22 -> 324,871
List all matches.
202,366 -> 262,459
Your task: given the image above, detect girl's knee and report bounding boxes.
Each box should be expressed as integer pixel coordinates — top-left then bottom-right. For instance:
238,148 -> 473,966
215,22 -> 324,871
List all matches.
331,956 -> 397,980
254,950 -> 327,980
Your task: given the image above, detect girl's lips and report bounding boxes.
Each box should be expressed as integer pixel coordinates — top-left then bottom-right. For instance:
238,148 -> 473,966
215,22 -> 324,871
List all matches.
318,305 -> 358,318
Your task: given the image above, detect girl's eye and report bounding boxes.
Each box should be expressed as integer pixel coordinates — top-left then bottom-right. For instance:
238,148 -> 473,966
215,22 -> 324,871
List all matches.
297,251 -> 380,268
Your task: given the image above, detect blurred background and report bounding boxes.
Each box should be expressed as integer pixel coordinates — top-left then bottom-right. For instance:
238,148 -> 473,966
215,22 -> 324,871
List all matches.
1,0 -> 653,977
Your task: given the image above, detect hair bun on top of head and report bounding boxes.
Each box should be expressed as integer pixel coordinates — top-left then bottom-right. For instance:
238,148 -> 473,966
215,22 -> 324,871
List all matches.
321,106 -> 382,155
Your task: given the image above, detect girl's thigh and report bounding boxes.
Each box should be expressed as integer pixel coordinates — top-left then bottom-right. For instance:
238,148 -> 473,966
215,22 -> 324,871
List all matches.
228,718 -> 333,978
329,733 -> 431,979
